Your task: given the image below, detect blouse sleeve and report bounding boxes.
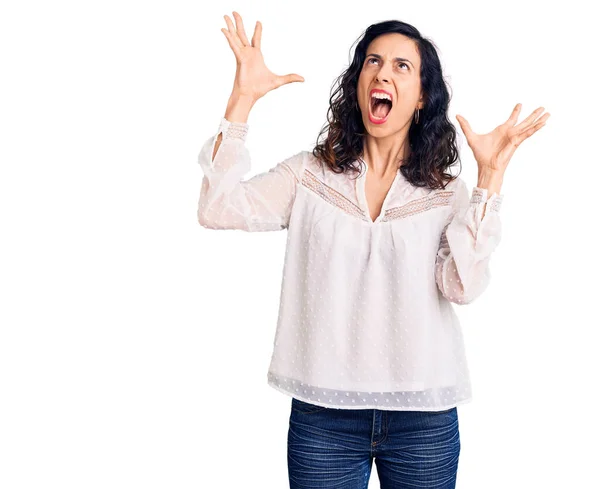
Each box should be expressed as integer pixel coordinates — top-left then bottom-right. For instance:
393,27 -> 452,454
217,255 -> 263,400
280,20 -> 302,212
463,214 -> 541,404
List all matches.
435,177 -> 504,304
197,117 -> 304,232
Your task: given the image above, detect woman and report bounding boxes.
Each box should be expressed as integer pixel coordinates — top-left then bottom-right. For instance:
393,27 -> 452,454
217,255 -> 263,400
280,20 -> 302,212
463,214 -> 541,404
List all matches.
197,11 -> 549,489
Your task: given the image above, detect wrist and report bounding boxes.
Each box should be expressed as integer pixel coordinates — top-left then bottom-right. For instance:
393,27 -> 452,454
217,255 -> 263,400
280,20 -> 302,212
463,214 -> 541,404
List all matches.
477,169 -> 504,196
224,92 -> 255,124
228,91 -> 256,107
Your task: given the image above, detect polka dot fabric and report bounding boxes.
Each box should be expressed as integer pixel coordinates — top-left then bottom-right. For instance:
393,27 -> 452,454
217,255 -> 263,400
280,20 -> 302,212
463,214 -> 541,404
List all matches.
198,117 -> 505,411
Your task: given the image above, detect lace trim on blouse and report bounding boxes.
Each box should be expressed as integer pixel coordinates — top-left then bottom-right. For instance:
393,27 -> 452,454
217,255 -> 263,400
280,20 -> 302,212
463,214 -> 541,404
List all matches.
222,119 -> 249,141
302,169 -> 368,221
471,187 -> 503,212
381,191 -> 454,222
302,169 -> 455,222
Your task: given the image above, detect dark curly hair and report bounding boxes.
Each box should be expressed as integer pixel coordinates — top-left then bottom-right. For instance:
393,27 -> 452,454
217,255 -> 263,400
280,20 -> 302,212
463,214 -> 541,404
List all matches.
312,20 -> 462,190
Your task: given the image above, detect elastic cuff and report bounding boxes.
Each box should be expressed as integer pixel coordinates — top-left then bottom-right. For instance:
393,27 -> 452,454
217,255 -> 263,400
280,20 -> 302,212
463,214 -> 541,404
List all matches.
218,117 -> 249,142
471,187 -> 504,213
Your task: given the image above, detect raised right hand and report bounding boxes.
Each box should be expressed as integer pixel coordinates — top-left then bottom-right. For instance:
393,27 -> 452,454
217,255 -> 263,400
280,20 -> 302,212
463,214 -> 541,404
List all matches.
221,12 -> 305,103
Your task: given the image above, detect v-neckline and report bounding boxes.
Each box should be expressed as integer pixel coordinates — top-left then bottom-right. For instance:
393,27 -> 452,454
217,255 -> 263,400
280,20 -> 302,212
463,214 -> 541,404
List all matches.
357,161 -> 401,224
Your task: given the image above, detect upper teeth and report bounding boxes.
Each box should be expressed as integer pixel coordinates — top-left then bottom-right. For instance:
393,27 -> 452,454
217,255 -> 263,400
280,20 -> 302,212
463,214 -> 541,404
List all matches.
371,92 -> 392,102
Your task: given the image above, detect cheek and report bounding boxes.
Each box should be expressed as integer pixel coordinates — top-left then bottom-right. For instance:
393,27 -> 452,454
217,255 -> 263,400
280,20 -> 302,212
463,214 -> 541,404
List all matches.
357,76 -> 369,97
357,90 -> 367,111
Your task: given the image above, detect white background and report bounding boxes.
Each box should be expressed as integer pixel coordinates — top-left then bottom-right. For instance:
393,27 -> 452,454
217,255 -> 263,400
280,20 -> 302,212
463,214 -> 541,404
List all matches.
1,0 -> 598,487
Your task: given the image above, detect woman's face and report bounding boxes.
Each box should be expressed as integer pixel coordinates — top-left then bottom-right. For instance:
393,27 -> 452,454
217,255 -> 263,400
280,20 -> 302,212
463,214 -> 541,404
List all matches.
357,33 -> 423,135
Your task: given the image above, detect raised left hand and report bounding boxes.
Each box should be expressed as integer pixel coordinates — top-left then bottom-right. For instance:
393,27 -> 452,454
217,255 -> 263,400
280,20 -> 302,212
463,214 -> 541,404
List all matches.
455,103 -> 550,174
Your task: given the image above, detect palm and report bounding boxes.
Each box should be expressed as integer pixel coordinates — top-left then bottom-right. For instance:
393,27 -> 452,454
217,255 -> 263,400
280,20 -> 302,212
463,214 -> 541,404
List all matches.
234,50 -> 280,98
456,104 -> 551,172
221,12 -> 304,101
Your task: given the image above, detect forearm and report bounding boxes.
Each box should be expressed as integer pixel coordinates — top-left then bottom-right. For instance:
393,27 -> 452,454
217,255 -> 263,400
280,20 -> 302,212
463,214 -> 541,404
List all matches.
211,92 -> 256,162
477,169 -> 504,220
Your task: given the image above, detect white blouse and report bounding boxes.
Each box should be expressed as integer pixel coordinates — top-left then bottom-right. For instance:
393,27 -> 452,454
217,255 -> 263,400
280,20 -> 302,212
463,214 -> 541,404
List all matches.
197,117 -> 504,411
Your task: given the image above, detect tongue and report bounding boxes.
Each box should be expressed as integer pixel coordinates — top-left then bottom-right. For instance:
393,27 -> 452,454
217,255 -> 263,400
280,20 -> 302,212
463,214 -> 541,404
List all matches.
373,102 -> 391,119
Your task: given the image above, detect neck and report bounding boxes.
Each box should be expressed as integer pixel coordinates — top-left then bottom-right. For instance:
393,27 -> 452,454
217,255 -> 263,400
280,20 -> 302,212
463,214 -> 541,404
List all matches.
361,128 -> 410,179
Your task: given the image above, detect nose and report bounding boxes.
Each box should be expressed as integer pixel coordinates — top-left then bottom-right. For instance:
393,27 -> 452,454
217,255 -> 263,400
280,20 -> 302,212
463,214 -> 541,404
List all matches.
376,68 -> 391,83
374,58 -> 394,83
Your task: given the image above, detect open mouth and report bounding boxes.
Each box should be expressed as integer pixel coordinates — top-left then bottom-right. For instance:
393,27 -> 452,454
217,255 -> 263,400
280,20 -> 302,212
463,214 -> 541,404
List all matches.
369,93 -> 393,122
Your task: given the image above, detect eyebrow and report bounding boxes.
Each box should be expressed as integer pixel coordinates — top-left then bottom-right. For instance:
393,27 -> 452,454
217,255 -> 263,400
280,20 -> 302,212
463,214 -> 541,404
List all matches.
366,53 -> 414,68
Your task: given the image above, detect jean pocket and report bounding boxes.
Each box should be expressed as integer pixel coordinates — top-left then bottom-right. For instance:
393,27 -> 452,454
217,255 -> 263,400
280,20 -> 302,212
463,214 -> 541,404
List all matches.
291,397 -> 328,414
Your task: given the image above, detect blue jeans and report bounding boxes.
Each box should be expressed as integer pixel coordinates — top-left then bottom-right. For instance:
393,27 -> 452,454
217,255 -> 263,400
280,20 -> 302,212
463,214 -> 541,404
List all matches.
287,397 -> 460,489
